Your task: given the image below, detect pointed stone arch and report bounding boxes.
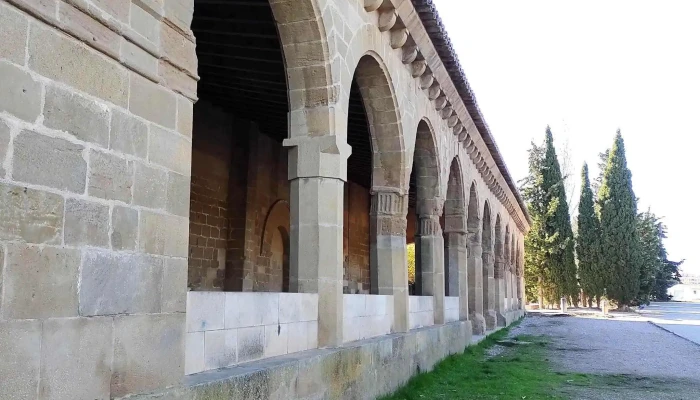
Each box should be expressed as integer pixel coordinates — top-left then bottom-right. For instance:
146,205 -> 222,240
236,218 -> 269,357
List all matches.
466,181 -> 485,333
494,215 -> 503,278
481,201 -> 496,329
467,182 -> 481,242
444,158 -> 467,311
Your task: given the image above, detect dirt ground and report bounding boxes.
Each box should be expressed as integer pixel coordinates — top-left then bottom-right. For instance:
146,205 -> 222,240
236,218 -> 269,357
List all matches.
510,312 -> 700,399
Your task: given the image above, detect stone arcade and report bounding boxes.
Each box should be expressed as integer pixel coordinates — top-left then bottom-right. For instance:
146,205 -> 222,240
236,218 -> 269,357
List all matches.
0,0 -> 528,398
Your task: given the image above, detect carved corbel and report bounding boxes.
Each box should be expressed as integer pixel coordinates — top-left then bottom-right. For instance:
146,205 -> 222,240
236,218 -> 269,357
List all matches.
428,83 -> 441,100
364,0 -> 382,12
434,96 -> 447,111
419,73 -> 434,89
402,46 -> 418,64
411,60 -> 427,78
390,28 -> 408,49
379,10 -> 397,32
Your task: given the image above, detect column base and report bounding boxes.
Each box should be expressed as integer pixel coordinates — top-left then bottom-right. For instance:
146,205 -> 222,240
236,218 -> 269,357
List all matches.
469,312 -> 486,335
496,312 -> 507,327
484,310 -> 497,330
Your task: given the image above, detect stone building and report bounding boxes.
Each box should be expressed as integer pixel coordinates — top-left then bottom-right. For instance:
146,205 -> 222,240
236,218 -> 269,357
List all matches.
0,0 -> 528,398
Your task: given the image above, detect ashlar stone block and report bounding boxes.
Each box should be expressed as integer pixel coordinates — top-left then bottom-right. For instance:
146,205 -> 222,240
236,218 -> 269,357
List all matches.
88,150 -> 133,202
133,162 -> 168,209
111,314 -> 184,397
2,244 -> 80,319
0,61 -> 42,122
64,198 -> 110,247
0,119 -> 9,177
39,317 -> 113,400
225,292 -> 279,329
185,331 -> 204,375
166,172 -> 190,217
148,125 -> 191,175
129,74 -> 176,129
237,326 -> 264,363
264,323 -> 288,358
0,2 -> 29,65
162,257 -> 188,313
111,205 -> 138,250
79,251 -> 163,316
12,129 -> 87,193
0,182 -> 64,244
0,320 -> 41,400
204,329 -> 237,370
44,85 -> 110,147
110,109 -> 148,159
139,210 -> 189,257
186,291 -> 224,332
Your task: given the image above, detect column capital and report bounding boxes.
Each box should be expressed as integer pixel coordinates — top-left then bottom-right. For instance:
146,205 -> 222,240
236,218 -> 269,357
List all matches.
284,135 -> 351,181
417,214 -> 441,236
370,191 -> 408,217
443,213 -> 467,234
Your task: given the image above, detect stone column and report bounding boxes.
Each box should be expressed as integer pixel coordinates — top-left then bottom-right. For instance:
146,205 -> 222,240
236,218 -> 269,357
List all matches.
467,231 -> 485,334
370,191 -> 409,333
416,214 -> 445,324
482,250 -> 496,330
494,256 -> 506,326
445,213 -> 468,321
284,135 -> 350,347
504,265 -> 512,311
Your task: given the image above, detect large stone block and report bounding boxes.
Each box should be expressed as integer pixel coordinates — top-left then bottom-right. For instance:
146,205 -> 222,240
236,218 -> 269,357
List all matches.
278,293 -> 318,323
166,172 -> 190,217
0,61 -> 42,122
225,293 -> 279,329
129,74 -> 176,129
177,96 -> 193,137
204,329 -> 238,370
57,1 -> 120,58
0,119 -> 9,177
264,323 -> 288,358
2,244 -> 80,319
0,320 -> 41,400
64,198 -> 110,247
0,182 -> 64,244
79,251 -> 163,316
162,257 -> 188,313
44,85 -> 110,147
185,331 -> 204,375
139,210 -> 189,257
110,109 -> 148,159
133,162 -> 168,209
12,129 -> 87,193
111,205 -> 138,251
112,314 -> 185,397
0,2 -> 29,64
88,150 -> 133,202
186,291 -> 225,332
237,326 -> 264,363
92,0 -> 130,22
148,125 -> 192,175
160,23 -> 197,75
130,2 -> 160,44
39,317 -> 113,400
28,23 -> 128,106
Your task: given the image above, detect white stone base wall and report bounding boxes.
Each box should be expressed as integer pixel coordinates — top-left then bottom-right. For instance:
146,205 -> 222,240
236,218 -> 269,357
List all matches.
409,295 -> 434,329
444,296 -> 460,323
185,292 -> 318,375
343,294 -> 393,343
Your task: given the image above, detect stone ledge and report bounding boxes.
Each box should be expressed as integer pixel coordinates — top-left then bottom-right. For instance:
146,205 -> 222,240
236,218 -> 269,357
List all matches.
124,320 -> 480,400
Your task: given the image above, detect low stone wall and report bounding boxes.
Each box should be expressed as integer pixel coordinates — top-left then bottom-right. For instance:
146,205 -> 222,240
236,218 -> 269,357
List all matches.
185,292 -> 318,375
409,295 -> 434,329
343,294 -> 393,343
130,319 -> 475,400
445,296 -> 460,323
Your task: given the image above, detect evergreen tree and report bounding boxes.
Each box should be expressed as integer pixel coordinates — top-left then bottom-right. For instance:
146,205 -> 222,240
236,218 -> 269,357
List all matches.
652,258 -> 683,301
576,164 -> 603,306
598,130 -> 640,307
636,210 -> 665,304
592,149 -> 610,199
523,141 -> 549,304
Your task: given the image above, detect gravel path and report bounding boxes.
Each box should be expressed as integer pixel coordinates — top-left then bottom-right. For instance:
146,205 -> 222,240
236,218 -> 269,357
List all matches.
511,313 -> 700,399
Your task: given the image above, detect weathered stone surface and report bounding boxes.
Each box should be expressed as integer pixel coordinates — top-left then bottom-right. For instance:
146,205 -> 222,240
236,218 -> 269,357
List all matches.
129,74 -> 176,129
110,109 -> 148,159
64,198 -> 110,247
237,326 -> 264,363
0,320 -> 41,400
12,129 -> 87,193
79,251 -> 163,316
177,96 -> 193,137
149,125 -> 192,175
185,331 -> 204,375
122,40 -> 158,78
28,23 -> 128,106
139,210 -> 189,257
92,0 -> 130,22
204,329 -> 237,370
0,119 -> 9,177
57,1 -> 120,58
166,172 -> 190,217
44,85 -> 110,146
88,150 -> 133,202
40,317 -> 113,400
186,291 -> 224,332
134,162 -> 168,209
130,2 -> 160,44
162,257 -> 187,313
0,182 -> 64,244
0,2 -> 28,64
0,61 -> 42,122
111,205 -> 138,250
160,23 -> 196,75
2,244 -> 80,319
112,314 -> 184,397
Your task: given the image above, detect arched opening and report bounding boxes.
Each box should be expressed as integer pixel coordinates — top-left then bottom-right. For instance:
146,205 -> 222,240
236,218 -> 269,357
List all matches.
260,200 -> 291,292
494,215 -> 505,325
409,120 -> 440,296
504,226 -> 511,310
344,54 -> 404,295
444,158 -> 465,296
481,202 -> 495,328
467,182 -> 483,326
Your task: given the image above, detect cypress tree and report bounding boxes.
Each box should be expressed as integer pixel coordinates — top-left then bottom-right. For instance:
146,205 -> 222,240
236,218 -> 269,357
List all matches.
576,164 -> 602,306
598,130 -> 639,307
636,210 -> 664,304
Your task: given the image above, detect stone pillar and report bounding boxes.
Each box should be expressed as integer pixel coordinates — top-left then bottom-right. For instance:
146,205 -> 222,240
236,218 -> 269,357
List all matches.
284,135 -> 350,348
494,256 -> 506,326
370,191 -> 409,333
467,232 -> 485,334
416,214 -> 445,324
445,213 -> 468,321
482,250 -> 496,330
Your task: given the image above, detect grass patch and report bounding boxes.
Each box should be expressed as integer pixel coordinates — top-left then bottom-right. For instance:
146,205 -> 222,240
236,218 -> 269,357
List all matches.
380,321 -> 590,400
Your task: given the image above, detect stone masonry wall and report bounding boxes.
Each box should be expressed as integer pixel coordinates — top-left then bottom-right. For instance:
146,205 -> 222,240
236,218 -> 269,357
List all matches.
0,0 -> 197,398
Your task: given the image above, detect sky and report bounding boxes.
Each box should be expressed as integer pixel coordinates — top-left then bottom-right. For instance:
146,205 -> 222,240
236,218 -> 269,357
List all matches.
433,0 -> 700,274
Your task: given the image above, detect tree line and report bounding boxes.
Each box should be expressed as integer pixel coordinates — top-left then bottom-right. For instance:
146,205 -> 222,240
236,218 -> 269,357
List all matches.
522,128 -> 682,309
